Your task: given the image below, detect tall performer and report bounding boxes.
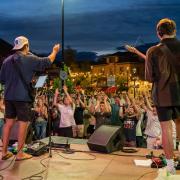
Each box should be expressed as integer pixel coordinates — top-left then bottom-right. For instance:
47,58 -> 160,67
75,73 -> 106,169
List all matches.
0,36 -> 60,160
146,18 -> 180,175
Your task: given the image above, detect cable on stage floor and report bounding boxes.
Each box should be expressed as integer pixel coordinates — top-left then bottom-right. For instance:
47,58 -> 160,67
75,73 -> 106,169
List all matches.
0,145 -> 160,180
136,158 -> 158,180
55,149 -> 97,160
111,153 -> 145,158
22,156 -> 50,180
121,147 -> 138,153
53,148 -> 147,158
0,142 -> 25,172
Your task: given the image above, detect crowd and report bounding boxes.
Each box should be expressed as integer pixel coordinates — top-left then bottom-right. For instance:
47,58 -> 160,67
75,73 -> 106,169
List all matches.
0,85 -> 177,151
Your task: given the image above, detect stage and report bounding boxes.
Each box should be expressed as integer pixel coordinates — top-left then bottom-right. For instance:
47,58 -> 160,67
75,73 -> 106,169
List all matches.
0,137 -> 180,180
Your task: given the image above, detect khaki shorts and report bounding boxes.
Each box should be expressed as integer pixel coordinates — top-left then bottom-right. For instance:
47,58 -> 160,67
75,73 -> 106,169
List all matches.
76,125 -> 84,138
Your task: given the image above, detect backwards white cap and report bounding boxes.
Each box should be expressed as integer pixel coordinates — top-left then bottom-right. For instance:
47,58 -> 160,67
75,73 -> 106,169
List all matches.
13,36 -> 29,50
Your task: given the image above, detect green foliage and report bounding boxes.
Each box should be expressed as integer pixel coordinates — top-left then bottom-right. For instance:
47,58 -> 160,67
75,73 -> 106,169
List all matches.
52,64 -> 75,93
63,64 -> 69,72
116,76 -> 129,92
65,77 -> 75,93
63,63 -> 75,93
52,77 -> 60,91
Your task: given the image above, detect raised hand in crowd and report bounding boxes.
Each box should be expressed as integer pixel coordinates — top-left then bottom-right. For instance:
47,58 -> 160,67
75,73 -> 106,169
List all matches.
142,91 -> 153,111
104,95 -> 108,102
63,85 -> 68,93
55,88 -> 60,96
53,88 -> 60,106
77,93 -> 86,108
97,94 -> 102,102
103,95 -> 111,112
63,85 -> 73,104
123,91 -> 131,106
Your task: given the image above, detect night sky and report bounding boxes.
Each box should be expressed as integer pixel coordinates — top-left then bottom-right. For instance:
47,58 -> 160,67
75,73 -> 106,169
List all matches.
0,0 -> 180,55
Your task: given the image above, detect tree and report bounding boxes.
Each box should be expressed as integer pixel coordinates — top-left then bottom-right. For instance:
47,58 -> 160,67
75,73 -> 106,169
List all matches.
116,76 -> 129,92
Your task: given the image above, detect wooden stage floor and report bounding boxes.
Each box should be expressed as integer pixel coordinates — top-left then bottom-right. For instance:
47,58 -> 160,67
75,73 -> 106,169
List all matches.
0,139 -> 180,180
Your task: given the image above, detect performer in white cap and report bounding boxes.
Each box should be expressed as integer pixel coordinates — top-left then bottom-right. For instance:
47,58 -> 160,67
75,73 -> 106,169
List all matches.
13,36 -> 29,50
0,36 -> 60,160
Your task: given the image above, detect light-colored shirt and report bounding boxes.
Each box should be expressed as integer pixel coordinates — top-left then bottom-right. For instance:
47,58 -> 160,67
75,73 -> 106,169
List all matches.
0,112 -> 4,119
120,98 -> 126,106
144,110 -> 161,138
172,121 -> 176,139
57,104 -> 76,128
136,109 -> 145,136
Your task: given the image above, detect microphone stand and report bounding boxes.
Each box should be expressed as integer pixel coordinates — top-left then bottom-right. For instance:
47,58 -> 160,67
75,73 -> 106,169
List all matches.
45,77 -> 53,158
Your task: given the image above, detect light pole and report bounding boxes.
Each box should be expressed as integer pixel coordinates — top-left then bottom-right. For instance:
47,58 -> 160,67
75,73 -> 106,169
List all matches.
59,0 -> 65,91
61,0 -> 65,63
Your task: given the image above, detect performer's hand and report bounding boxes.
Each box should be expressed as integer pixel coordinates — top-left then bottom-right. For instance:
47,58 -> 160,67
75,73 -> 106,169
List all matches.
53,44 -> 61,53
125,45 -> 137,54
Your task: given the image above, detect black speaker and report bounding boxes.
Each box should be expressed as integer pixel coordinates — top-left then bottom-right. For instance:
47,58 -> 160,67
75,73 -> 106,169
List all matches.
87,125 -> 124,153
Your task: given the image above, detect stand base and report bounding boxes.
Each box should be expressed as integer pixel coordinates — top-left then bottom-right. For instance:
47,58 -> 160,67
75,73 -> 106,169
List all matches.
51,142 -> 70,149
62,148 -> 75,154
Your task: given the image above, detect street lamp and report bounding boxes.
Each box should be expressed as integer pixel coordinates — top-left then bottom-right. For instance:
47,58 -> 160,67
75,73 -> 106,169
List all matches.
59,0 -> 66,91
61,0 -> 65,63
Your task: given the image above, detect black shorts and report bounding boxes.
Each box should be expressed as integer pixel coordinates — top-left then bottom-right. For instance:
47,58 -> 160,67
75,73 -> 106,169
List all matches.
58,126 -> 73,138
5,101 -> 32,122
156,106 -> 180,122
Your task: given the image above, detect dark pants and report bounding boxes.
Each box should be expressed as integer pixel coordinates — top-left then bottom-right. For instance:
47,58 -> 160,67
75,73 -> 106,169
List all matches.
136,136 -> 147,148
52,119 -> 60,135
58,126 -> 73,138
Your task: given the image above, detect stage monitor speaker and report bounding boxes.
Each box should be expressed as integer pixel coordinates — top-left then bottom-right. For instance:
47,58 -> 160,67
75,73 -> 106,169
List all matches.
87,125 -> 124,153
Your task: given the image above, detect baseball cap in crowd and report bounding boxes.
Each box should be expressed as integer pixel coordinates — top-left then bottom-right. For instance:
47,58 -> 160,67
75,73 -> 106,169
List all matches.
12,36 -> 29,50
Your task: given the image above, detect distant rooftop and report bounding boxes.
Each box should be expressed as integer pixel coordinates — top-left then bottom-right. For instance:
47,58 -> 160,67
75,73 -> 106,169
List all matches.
93,42 -> 157,65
